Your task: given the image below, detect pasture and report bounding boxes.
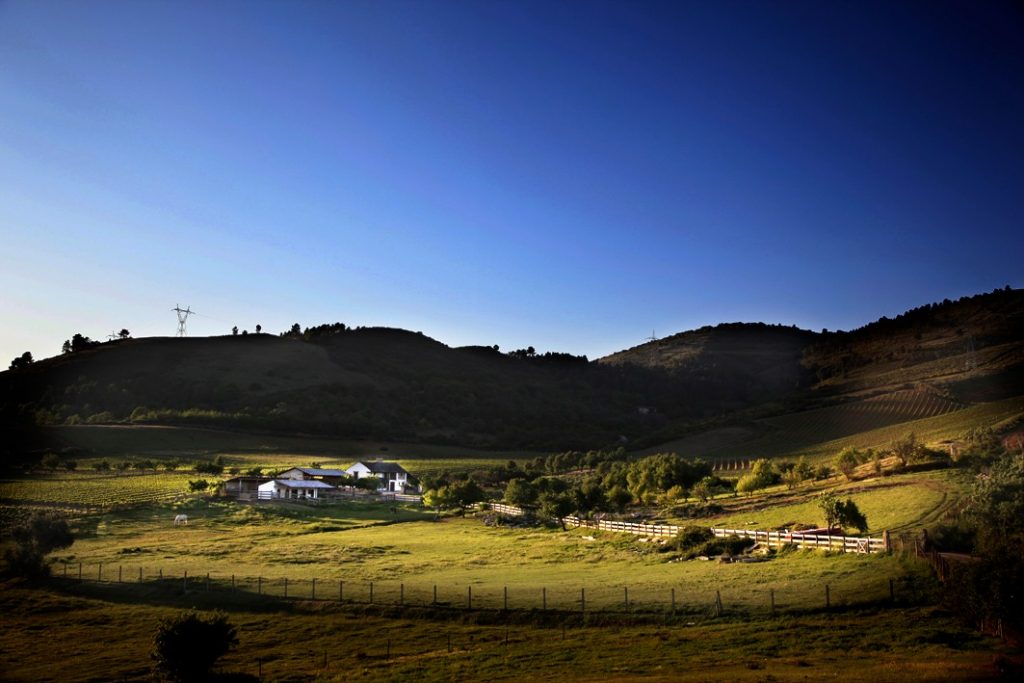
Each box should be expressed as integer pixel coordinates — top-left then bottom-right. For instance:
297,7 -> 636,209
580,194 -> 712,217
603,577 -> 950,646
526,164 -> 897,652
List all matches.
52,492 -> 933,615
0,580 -> 1008,682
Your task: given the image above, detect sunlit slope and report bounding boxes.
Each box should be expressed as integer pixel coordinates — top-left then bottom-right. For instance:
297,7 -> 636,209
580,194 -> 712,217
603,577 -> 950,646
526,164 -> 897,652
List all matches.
645,393 -> 1024,463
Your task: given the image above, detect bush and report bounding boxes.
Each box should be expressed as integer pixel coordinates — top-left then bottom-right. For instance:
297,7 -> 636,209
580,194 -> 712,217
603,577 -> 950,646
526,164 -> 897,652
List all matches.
684,534 -> 754,559
151,611 -> 238,682
3,512 -> 74,577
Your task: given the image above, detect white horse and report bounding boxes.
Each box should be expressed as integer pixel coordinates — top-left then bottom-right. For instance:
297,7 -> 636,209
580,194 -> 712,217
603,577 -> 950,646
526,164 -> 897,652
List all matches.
173,514 -> 188,526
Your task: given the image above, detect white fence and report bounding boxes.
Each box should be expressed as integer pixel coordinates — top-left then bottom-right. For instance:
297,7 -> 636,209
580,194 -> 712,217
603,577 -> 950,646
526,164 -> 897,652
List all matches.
483,503 -> 888,554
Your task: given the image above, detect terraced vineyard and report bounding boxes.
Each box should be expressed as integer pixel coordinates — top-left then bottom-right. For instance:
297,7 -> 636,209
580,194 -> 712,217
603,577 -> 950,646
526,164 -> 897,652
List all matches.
0,472 -> 196,511
681,392 -> 1021,466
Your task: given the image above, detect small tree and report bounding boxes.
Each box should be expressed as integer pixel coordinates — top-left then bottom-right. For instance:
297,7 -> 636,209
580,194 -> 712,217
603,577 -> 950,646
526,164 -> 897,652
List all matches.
504,478 -> 538,507
538,491 -> 573,530
118,328 -> 131,339
9,351 -> 33,370
817,492 -> 869,533
836,447 -> 860,480
40,453 -> 61,471
891,433 -> 924,468
151,611 -> 238,682
232,326 -> 238,336
255,324 -> 262,334
3,512 -> 74,577
606,485 -> 632,512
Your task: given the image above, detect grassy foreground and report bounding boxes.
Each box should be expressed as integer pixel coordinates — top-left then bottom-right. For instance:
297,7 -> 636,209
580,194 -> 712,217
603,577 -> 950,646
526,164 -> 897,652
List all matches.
0,579 -> 1013,682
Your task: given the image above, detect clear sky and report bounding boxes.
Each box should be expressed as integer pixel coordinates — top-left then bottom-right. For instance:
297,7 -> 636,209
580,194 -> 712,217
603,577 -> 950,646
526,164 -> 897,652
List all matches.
2,0 -> 1022,364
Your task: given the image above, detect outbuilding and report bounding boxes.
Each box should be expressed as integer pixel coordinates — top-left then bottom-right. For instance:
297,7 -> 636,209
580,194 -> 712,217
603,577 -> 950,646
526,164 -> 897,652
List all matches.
257,479 -> 336,500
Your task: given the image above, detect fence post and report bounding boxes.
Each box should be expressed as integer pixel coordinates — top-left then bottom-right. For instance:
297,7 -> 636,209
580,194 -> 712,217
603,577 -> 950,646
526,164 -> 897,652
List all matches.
312,578 -> 316,600
258,576 -> 262,595
183,570 -> 188,592
433,584 -> 437,605
883,529 -> 891,553
770,588 -> 775,613
118,565 -> 122,583
671,587 -> 676,613
370,582 -> 374,604
139,567 -> 143,583
284,577 -> 288,599
580,587 -> 585,614
231,574 -> 235,589
825,584 -> 830,609
339,580 -> 344,602
504,586 -> 508,610
467,585 -> 472,610
543,587 -> 547,610
715,590 -> 722,617
159,568 -> 162,580
78,562 -> 82,582
98,563 -> 103,582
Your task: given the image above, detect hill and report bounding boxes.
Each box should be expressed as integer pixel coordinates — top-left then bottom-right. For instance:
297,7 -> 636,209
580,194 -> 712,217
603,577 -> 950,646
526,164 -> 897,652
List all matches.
2,289 -> 1022,462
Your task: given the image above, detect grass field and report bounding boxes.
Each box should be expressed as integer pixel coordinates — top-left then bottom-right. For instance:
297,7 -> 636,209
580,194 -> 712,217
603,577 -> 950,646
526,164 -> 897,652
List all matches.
699,469 -> 967,534
46,491 -> 940,615
45,425 -> 541,463
0,580 -> 1013,682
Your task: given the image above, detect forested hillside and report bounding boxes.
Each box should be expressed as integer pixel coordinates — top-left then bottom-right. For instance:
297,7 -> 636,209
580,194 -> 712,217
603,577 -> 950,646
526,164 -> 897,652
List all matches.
2,289 -> 1022,461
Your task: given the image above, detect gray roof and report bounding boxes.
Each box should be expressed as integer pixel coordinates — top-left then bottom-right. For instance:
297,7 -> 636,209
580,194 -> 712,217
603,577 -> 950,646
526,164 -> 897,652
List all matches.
269,479 -> 337,489
354,461 -> 408,474
280,467 -> 348,477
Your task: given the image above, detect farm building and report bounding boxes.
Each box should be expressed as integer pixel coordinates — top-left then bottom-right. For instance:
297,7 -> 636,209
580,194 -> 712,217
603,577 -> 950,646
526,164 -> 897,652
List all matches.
276,467 -> 348,485
223,476 -> 271,498
257,479 -> 336,500
345,459 -> 412,492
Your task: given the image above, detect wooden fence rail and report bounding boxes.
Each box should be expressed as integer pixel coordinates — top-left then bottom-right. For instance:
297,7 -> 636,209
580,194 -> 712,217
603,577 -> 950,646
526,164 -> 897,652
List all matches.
483,503 -> 889,554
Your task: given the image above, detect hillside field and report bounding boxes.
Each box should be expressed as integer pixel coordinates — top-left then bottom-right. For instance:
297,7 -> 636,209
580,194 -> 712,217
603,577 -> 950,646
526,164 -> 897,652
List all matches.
645,394 -> 1024,464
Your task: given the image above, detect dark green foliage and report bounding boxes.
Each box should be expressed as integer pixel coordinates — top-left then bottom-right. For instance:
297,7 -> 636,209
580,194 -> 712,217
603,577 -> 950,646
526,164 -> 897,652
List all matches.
188,480 -> 210,492
662,525 -> 753,558
890,433 -> 925,468
3,512 -> 74,577
151,610 -> 238,682
817,492 -> 869,533
9,351 -> 33,370
40,452 -> 61,471
194,461 -> 224,475
836,447 -> 861,480
538,491 -> 573,529
504,478 -> 539,507
943,455 -> 1024,632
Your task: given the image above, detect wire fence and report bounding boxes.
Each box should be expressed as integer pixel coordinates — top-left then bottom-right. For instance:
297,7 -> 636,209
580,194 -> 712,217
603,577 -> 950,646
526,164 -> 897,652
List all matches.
55,561 -> 918,617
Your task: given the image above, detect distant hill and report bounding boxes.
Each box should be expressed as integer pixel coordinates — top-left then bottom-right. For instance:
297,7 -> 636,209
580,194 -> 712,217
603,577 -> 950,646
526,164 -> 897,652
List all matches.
2,288 -> 1022,462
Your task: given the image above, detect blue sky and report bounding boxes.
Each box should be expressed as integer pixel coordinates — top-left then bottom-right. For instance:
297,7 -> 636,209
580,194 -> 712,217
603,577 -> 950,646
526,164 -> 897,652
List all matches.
2,0 -> 1022,364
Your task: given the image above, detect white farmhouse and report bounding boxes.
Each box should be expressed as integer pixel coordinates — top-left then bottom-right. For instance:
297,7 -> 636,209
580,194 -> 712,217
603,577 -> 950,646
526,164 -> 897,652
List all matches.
345,459 -> 411,493
257,479 -> 336,500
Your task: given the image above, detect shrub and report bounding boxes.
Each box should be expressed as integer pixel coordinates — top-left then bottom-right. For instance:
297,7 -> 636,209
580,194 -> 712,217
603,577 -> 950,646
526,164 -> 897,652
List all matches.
3,512 -> 74,577
151,611 -> 238,682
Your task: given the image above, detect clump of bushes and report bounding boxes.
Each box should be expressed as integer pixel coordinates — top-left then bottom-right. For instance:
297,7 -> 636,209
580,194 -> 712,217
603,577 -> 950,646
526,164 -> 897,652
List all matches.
662,525 -> 755,559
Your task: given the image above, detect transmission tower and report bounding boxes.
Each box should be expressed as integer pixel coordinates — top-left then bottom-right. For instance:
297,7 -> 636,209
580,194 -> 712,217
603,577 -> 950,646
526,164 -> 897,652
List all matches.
172,304 -> 195,337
